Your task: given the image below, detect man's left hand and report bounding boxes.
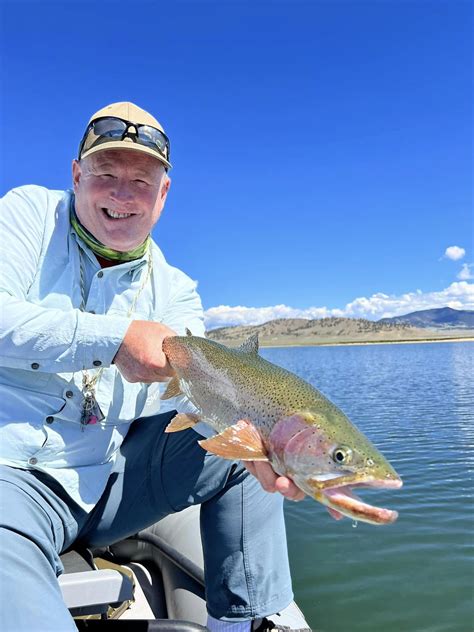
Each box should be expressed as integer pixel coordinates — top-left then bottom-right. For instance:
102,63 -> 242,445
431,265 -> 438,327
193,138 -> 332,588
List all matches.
244,461 -> 305,501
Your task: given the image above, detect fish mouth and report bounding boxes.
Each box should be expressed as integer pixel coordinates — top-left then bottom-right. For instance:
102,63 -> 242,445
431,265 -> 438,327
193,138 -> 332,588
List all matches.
307,476 -> 403,525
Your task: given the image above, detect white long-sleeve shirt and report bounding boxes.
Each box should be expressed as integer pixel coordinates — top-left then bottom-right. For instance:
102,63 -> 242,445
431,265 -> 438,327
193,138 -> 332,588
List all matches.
0,185 -> 206,510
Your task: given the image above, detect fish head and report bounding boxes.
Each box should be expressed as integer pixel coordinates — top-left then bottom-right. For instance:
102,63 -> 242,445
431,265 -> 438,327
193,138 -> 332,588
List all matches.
163,335 -> 195,372
268,409 -> 402,525
163,333 -> 231,377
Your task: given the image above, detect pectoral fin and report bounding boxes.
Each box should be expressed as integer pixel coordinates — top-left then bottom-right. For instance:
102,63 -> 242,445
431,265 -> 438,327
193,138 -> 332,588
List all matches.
165,412 -> 200,433
198,420 -> 268,461
161,376 -> 183,400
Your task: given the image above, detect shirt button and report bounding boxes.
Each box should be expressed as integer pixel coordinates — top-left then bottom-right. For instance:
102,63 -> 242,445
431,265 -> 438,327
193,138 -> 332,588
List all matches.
31,362 -> 40,370
28,457 -> 38,465
65,391 -> 74,398
46,416 -> 54,424
93,360 -> 102,367
97,271 -> 104,278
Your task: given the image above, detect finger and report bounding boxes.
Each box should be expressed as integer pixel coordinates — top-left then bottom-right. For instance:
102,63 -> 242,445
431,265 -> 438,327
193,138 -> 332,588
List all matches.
245,461 -> 305,501
252,461 -> 279,493
275,476 -> 306,501
243,462 -> 257,477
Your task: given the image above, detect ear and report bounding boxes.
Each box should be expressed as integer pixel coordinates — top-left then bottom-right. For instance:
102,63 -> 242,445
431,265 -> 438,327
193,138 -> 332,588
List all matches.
161,175 -> 171,201
72,160 -> 82,191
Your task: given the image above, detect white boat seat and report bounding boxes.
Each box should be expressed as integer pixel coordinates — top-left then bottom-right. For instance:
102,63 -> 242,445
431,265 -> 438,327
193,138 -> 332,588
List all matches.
59,549 -> 134,617
59,569 -> 134,616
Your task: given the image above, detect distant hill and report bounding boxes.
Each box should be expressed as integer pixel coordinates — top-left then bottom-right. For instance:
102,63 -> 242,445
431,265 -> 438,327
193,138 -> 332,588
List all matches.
379,307 -> 474,329
206,308 -> 474,347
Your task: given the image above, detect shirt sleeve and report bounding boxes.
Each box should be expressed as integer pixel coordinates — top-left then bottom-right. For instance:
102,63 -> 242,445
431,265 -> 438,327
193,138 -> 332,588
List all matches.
0,186 -> 132,373
160,267 -> 206,338
142,266 -> 207,419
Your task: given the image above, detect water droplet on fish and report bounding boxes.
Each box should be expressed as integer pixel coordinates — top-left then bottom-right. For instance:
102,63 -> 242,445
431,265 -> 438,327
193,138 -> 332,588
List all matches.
352,520 -> 358,528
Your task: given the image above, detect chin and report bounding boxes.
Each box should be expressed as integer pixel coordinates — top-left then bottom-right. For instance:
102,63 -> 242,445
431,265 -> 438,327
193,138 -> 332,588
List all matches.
100,233 -> 144,252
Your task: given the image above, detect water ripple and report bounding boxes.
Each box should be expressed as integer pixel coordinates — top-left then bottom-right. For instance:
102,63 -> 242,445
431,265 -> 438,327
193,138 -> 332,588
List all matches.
271,342 -> 474,632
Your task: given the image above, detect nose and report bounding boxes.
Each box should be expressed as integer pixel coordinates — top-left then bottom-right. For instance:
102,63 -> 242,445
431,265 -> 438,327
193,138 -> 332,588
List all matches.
111,180 -> 134,203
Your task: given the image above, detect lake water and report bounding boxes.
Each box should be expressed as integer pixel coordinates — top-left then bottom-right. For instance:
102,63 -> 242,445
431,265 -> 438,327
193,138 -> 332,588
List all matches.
261,342 -> 473,632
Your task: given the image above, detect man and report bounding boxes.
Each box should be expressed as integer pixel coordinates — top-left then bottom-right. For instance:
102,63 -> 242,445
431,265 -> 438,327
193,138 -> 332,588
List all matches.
0,102 -> 305,632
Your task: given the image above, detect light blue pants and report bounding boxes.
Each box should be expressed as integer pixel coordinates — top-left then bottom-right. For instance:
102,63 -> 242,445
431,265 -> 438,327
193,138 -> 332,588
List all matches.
0,412 -> 293,632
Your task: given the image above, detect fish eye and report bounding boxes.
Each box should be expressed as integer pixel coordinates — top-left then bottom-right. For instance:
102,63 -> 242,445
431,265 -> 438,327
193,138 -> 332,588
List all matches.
332,446 -> 352,465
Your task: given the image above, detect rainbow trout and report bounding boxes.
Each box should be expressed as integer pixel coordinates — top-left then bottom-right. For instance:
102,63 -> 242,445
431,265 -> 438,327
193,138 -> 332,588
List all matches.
162,331 -> 402,525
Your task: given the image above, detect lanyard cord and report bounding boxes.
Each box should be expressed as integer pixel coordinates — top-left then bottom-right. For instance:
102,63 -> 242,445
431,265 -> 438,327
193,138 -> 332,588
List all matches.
76,239 -> 154,421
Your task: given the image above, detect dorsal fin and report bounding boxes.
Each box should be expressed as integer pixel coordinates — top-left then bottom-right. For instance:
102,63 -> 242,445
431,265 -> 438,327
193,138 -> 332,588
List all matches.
237,333 -> 259,354
185,328 -> 193,337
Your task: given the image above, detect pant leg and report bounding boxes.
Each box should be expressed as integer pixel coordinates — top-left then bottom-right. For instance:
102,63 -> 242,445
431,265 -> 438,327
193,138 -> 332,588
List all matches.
78,412 -> 294,621
199,469 -> 294,621
0,466 -> 80,632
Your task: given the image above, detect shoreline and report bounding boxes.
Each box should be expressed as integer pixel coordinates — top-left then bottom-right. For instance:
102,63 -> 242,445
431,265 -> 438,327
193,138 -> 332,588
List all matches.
258,336 -> 474,349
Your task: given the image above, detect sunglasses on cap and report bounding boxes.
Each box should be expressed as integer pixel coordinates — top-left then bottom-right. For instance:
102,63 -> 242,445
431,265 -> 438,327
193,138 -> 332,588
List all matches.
78,116 -> 171,164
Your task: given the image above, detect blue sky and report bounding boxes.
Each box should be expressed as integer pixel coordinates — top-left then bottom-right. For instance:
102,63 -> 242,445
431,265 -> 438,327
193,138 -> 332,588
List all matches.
1,0 -> 472,329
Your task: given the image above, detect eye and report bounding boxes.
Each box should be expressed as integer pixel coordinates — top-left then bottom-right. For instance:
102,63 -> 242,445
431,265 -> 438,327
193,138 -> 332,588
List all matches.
332,446 -> 352,465
133,179 -> 150,187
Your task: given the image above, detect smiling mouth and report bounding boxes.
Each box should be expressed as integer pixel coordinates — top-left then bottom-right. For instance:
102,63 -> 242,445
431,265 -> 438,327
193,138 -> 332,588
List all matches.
102,208 -> 133,219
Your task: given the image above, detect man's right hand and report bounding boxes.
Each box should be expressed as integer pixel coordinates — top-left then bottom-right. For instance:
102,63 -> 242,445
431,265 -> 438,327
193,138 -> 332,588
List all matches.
113,320 -> 177,383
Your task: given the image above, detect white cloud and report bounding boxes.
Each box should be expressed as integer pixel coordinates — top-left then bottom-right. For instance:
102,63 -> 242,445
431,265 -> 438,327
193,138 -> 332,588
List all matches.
204,282 -> 474,329
445,246 -> 466,261
458,263 -> 474,281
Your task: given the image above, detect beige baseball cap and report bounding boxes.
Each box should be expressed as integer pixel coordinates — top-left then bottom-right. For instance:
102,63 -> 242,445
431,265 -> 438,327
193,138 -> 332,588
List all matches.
79,101 -> 172,169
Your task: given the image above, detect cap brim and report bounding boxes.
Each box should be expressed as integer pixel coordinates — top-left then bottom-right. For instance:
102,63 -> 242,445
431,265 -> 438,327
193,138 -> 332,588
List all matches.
80,141 -> 172,169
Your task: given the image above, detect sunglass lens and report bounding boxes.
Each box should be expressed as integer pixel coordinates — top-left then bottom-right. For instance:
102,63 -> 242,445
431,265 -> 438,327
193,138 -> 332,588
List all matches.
93,118 -> 127,138
138,126 -> 168,154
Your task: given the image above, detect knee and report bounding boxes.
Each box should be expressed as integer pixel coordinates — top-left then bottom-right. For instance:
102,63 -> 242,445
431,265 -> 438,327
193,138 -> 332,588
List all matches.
0,525 -> 64,577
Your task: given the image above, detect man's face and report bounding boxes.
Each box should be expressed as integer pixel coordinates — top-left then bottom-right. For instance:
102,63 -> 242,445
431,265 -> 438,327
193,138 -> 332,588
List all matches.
72,149 -> 170,251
